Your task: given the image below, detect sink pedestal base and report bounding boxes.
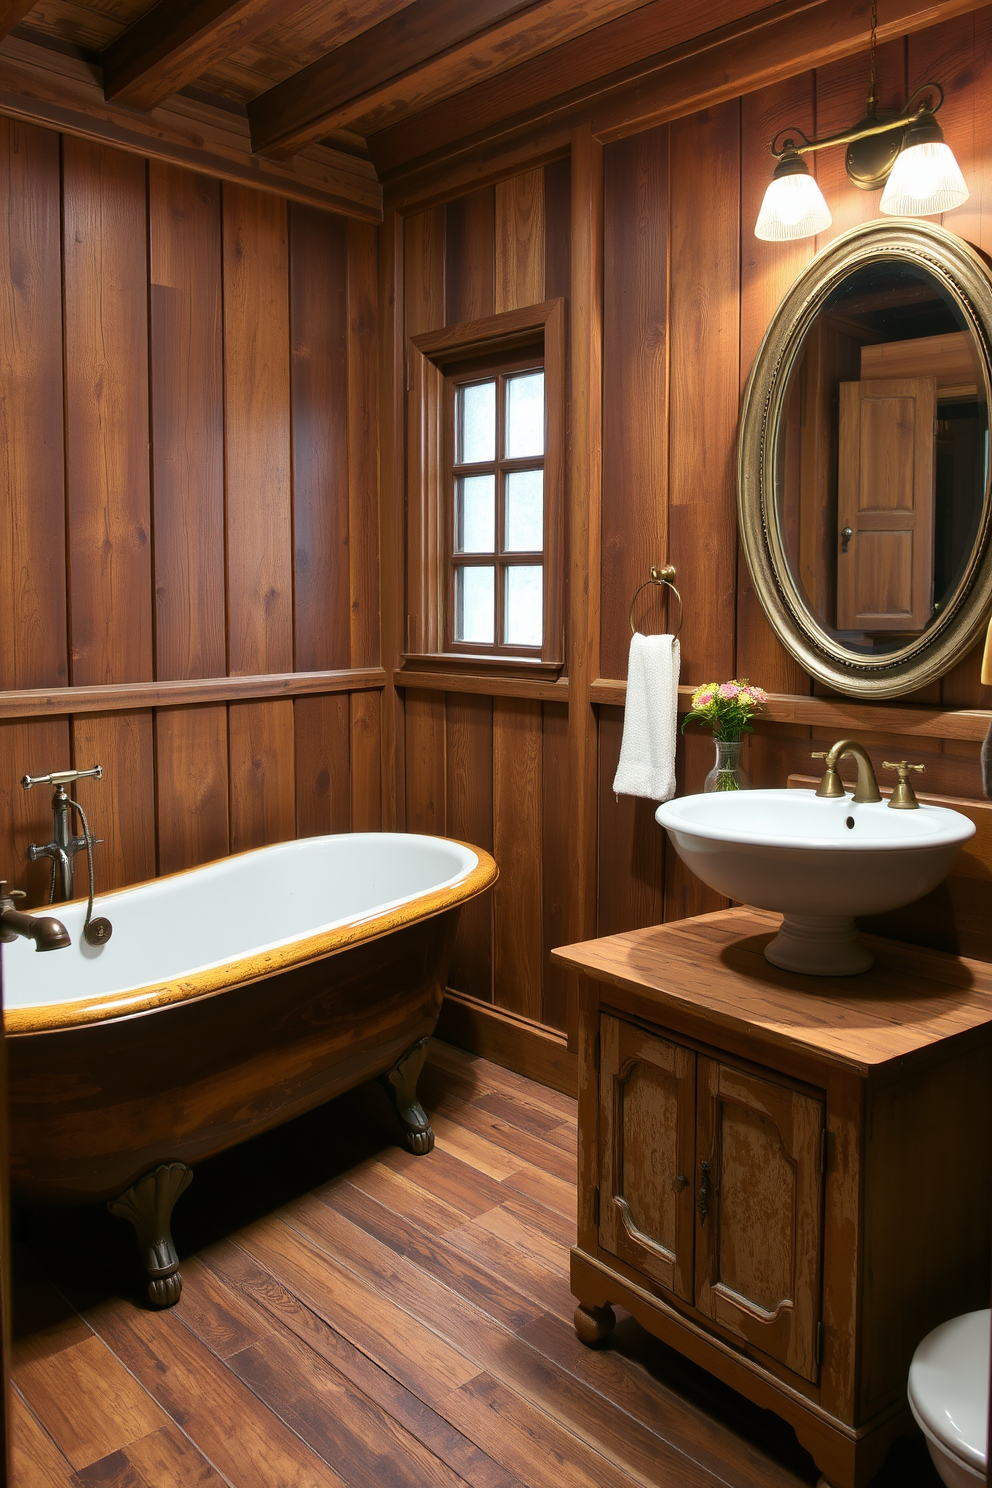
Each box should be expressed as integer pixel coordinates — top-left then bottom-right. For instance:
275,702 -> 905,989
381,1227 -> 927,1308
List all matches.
764,914 -> 873,976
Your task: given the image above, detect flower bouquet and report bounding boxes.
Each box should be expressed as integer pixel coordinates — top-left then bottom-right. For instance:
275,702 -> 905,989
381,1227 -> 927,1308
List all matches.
681,679 -> 768,791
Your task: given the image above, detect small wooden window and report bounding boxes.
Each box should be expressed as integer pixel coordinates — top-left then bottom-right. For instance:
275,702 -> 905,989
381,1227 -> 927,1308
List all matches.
405,301 -> 565,671
447,357 -> 546,656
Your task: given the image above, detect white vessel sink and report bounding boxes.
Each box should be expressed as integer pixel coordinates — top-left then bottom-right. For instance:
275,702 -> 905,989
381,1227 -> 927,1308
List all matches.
655,788 -> 976,975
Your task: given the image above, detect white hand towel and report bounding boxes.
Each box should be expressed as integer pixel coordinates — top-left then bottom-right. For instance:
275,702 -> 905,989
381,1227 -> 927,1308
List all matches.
612,633 -> 681,802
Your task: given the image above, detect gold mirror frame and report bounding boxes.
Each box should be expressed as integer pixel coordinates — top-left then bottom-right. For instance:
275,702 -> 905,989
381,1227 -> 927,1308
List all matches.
738,219 -> 992,698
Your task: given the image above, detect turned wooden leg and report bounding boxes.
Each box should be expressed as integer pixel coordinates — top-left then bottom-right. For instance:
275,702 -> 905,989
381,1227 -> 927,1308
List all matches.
574,1302 -> 616,1347
381,1036 -> 435,1154
108,1162 -> 193,1307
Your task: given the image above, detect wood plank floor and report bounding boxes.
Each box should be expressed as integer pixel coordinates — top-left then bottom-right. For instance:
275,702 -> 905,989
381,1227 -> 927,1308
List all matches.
10,1042 -> 940,1488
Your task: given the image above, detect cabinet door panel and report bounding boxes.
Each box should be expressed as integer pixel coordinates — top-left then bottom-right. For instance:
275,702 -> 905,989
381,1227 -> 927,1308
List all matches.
599,1015 -> 695,1299
695,1058 -> 824,1382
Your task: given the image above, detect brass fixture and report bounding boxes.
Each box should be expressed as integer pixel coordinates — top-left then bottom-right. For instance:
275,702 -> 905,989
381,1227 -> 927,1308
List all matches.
812,740 -> 883,803
883,760 -> 925,808
628,564 -> 683,637
23,765 -> 112,944
755,1 -> 967,240
0,882 -> 70,952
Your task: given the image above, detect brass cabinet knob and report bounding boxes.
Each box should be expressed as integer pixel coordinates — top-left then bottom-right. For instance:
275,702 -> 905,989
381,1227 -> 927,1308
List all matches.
672,1173 -> 688,1193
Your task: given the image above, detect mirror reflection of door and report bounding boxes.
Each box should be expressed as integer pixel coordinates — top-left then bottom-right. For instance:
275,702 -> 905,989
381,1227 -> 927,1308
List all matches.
776,259 -> 989,659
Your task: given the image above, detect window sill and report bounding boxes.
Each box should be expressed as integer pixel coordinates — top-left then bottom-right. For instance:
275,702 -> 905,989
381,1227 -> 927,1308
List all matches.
400,652 -> 564,680
395,654 -> 568,701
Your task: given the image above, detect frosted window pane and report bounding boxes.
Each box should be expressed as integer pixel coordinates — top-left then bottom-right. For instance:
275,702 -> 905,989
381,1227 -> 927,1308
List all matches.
457,381 -> 496,464
505,372 -> 544,457
456,475 -> 495,552
455,565 -> 495,643
505,469 -> 543,551
505,565 -> 543,646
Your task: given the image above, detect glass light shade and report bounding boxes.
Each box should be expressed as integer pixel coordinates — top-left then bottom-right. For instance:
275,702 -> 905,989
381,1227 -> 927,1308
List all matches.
754,164 -> 832,241
879,139 -> 969,217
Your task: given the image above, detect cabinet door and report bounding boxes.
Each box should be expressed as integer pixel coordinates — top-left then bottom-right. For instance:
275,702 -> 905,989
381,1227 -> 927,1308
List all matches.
599,1016 -> 695,1300
694,1058 -> 824,1382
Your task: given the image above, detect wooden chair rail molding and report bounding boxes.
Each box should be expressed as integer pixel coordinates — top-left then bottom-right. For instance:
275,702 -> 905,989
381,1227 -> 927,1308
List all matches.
591,679 -> 992,742
0,668 -> 387,720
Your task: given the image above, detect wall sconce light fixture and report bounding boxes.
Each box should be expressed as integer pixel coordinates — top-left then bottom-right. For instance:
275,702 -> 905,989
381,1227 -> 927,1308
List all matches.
755,2 -> 968,241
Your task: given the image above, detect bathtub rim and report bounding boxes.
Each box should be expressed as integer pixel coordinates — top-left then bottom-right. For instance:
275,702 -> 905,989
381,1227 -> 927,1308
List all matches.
5,835 -> 497,1037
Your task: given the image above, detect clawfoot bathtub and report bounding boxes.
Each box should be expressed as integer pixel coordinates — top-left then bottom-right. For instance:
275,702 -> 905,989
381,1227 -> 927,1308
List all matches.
3,833 -> 497,1306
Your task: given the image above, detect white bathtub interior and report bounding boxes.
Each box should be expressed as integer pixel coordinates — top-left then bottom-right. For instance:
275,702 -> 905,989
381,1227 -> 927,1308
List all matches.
2,833 -> 479,1010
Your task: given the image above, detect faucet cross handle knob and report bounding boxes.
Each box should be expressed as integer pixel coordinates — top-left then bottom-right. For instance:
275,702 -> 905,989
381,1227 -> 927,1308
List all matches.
21,765 -> 102,790
882,760 -> 925,809
811,751 -> 828,759
0,882 -> 24,902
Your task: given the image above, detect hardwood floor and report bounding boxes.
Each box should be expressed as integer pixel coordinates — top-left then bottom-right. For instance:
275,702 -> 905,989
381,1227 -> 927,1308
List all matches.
10,1042 -> 939,1487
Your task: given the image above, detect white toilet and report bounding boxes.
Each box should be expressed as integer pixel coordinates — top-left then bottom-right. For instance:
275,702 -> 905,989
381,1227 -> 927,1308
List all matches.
908,1308 -> 989,1487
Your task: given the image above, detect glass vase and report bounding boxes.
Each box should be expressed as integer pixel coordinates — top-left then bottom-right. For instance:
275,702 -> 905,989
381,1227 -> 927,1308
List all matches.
703,738 -> 752,793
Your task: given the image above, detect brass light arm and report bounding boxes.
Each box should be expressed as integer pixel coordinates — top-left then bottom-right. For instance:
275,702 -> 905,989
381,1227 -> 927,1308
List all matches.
771,82 -> 944,160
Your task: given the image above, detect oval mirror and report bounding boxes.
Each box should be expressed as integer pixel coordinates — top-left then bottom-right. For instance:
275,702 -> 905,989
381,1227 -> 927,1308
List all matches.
739,220 -> 992,697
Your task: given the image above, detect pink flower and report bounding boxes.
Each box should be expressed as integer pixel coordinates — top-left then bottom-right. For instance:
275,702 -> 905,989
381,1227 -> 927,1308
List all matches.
746,685 -> 769,703
718,682 -> 739,699
694,689 -> 715,705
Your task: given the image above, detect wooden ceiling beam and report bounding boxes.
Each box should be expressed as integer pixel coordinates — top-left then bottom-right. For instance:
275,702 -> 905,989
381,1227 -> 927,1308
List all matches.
0,1 -> 39,43
248,0 -> 647,159
376,0 -> 989,194
102,0 -> 307,111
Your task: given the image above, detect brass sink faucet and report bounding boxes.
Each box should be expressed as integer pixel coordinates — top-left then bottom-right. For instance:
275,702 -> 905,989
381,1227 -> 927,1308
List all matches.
811,739 -> 882,804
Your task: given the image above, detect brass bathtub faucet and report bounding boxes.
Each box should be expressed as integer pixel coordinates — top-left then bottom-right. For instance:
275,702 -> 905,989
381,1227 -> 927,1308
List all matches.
811,740 -> 882,804
0,881 -> 70,952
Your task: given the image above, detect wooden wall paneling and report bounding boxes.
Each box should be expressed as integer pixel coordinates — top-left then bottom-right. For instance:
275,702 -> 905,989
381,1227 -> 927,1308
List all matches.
228,699 -> 296,852
910,9 -> 992,712
492,696 -> 543,1020
444,187 -> 495,325
349,689 -> 383,831
347,218 -> 381,670
566,123 -> 604,962
737,75 -> 815,697
597,705 -> 665,938
543,155 -> 571,304
665,100 -> 740,922
289,203 -> 350,673
540,699 -> 571,1033
444,692 -> 494,1002
403,688 -> 446,834
601,124 -> 670,682
154,704 -> 230,875
0,718 -> 71,906
0,119 -> 66,692
378,205 -> 405,829
667,100 -> 739,687
148,162 -> 225,684
70,711 -> 156,892
223,183 -> 293,678
63,138 -> 152,688
293,693 -> 351,838
403,206 -> 445,655
495,167 -> 546,312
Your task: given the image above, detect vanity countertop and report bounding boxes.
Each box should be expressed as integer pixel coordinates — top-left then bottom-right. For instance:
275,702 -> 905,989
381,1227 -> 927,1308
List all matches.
552,906 -> 992,1075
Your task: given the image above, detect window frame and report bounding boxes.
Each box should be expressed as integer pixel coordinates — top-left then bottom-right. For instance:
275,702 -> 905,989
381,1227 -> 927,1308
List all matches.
405,299 -> 566,674
446,352 -> 547,659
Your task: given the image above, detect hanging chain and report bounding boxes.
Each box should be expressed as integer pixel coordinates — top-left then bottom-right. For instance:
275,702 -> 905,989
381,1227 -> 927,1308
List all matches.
869,0 -> 878,105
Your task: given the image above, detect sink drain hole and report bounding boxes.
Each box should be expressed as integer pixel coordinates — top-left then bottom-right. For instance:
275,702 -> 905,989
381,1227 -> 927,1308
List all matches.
846,816 -> 855,830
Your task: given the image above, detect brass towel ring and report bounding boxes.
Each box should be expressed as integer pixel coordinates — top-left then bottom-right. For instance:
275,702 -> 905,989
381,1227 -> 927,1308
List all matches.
628,565 -> 683,638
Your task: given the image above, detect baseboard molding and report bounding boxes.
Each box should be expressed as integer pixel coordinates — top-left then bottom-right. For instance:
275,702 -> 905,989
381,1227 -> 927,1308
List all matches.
436,990 -> 577,1098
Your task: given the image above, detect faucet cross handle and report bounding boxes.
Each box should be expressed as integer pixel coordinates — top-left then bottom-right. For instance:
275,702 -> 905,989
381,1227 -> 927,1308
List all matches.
22,764 -> 102,790
882,760 -> 925,810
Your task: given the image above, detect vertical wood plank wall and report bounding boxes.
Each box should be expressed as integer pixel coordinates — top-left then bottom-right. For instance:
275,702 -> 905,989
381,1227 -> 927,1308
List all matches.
392,9 -> 992,1041
0,124 -> 381,905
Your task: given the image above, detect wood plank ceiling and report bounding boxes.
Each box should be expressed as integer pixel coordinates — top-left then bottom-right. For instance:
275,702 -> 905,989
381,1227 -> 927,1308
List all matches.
0,0 -> 808,181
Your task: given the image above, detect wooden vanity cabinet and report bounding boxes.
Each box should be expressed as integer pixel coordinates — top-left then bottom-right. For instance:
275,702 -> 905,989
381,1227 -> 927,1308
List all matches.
553,907 -> 992,1488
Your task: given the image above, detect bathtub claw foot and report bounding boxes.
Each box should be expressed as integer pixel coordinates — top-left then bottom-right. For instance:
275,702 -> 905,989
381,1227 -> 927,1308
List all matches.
108,1162 -> 193,1308
381,1036 -> 435,1155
